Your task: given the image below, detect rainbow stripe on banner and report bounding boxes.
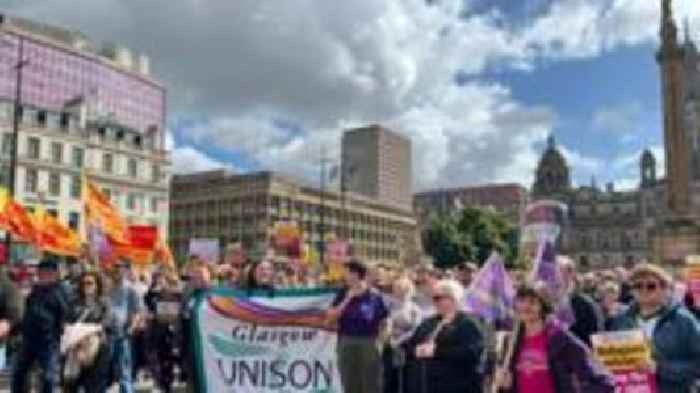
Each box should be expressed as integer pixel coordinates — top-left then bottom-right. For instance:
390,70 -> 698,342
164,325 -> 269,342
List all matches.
208,295 -> 336,331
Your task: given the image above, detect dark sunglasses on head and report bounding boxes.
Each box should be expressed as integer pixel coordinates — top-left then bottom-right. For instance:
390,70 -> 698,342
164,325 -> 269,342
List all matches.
632,281 -> 659,292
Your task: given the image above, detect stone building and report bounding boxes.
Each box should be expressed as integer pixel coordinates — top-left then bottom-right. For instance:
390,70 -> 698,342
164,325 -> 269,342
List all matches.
531,1 -> 700,269
0,15 -> 170,253
413,183 -> 528,229
169,170 -> 417,266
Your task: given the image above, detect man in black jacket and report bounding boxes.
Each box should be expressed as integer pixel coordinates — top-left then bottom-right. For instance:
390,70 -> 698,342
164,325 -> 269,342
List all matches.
0,266 -> 21,370
559,256 -> 603,346
11,256 -> 69,393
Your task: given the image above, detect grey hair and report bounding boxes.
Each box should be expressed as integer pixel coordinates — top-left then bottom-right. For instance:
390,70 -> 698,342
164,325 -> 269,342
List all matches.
434,279 -> 465,304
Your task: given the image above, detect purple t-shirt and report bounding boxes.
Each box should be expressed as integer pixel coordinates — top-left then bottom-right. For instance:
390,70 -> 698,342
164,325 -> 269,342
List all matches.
333,288 -> 389,337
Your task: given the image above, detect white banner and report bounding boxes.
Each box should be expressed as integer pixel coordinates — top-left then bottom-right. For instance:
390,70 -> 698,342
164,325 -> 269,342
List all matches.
193,288 -> 343,393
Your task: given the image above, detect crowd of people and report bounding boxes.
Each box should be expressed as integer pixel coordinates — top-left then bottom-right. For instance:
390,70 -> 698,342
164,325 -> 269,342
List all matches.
0,242 -> 699,393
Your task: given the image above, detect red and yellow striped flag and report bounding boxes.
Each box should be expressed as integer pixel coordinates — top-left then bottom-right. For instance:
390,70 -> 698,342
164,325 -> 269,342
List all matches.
32,209 -> 80,257
84,179 -> 128,243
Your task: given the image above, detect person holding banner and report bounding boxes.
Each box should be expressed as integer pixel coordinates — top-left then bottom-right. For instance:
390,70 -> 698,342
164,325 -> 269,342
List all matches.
328,259 -> 388,393
495,283 -> 614,393
403,279 -> 485,393
609,264 -> 700,393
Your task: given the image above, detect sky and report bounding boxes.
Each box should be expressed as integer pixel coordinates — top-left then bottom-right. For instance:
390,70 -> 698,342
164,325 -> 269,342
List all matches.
3,0 -> 700,192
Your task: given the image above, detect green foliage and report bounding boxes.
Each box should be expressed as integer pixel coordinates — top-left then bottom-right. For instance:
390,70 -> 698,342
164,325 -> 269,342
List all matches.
422,207 -> 520,269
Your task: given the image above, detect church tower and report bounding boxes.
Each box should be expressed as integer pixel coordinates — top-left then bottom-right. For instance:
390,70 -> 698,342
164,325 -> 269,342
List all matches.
533,135 -> 571,197
657,0 -> 691,214
641,149 -> 657,188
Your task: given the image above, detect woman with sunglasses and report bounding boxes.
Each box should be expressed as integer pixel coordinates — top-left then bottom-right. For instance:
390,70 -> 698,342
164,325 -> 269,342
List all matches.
495,283 -> 614,393
63,271 -> 113,393
402,279 -> 485,393
609,264 -> 700,393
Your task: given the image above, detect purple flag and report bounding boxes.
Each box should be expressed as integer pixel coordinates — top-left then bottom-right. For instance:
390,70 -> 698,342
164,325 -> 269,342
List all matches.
464,252 -> 516,327
88,224 -> 113,264
530,240 -> 575,326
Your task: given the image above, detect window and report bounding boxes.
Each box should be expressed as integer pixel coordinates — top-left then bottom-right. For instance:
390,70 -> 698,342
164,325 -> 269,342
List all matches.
37,111 -> 47,127
0,164 -> 9,187
128,158 -> 138,178
102,153 -> 113,174
22,108 -> 36,126
151,164 -> 161,183
1,133 -> 13,156
25,168 -> 37,193
50,142 -> 63,164
70,175 -> 81,199
68,212 -> 80,231
71,147 -> 84,168
27,137 -> 40,159
59,113 -> 71,130
46,113 -> 59,129
0,102 -> 11,122
49,172 -> 61,196
47,209 -> 58,218
151,197 -> 158,213
134,135 -> 142,149
127,193 -> 136,210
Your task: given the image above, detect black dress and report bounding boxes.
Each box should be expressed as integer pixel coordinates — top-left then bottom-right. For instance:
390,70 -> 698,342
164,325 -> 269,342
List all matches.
403,312 -> 485,393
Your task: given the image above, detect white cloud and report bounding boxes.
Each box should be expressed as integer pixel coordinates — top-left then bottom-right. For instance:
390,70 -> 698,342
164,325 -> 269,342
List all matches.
170,147 -> 235,175
592,102 -> 643,134
5,0 -> 697,191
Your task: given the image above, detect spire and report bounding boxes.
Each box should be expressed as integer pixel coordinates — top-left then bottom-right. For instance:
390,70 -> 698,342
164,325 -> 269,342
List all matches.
546,134 -> 555,150
661,0 -> 678,48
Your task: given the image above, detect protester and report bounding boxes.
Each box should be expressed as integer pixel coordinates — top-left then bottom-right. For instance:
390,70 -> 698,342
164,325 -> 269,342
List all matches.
413,264 -> 439,316
610,264 -> 700,393
457,262 -> 478,288
403,279 -> 485,393
495,283 -> 615,393
63,271 -> 113,393
598,281 -> 627,330
145,270 -> 182,393
180,259 -> 212,393
246,258 -> 276,291
614,267 -> 634,304
558,256 -> 603,345
0,266 -> 21,368
384,276 -> 422,393
328,259 -> 388,393
12,256 -> 69,393
109,259 -> 144,393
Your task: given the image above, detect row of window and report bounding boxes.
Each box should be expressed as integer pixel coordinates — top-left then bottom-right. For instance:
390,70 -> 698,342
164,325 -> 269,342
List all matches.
0,103 -> 158,151
19,205 -> 81,232
3,134 -> 162,182
15,167 -> 163,213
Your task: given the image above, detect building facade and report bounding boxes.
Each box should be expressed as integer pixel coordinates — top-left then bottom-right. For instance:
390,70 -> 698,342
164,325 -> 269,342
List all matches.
531,1 -> 700,269
169,170 -> 417,266
342,125 -> 412,209
413,183 -> 528,228
0,15 -> 170,246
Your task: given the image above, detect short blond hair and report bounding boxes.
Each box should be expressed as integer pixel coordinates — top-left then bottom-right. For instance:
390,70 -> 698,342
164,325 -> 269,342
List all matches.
630,263 -> 672,288
433,279 -> 465,303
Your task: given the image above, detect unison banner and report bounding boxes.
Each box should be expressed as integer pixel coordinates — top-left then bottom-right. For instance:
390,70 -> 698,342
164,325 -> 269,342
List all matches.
192,288 -> 342,393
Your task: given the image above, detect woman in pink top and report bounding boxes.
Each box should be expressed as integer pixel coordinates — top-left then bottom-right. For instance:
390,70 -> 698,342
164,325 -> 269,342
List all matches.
495,283 -> 614,393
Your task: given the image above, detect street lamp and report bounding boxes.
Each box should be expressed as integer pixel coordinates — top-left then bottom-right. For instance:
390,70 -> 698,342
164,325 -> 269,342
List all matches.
1,33 -> 28,264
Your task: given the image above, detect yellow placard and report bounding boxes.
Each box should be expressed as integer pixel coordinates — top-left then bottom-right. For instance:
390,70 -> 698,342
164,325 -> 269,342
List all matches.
591,330 -> 651,371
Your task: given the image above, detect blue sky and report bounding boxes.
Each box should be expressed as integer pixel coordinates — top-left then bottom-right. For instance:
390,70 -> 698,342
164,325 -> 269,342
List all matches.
6,0 -> 700,191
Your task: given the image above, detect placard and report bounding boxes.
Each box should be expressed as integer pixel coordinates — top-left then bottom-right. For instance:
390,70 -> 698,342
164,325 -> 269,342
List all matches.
592,331 -> 657,393
189,238 -> 220,264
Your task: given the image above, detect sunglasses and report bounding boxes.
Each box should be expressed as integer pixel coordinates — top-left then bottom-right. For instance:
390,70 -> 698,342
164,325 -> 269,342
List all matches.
632,281 -> 660,292
432,294 -> 448,301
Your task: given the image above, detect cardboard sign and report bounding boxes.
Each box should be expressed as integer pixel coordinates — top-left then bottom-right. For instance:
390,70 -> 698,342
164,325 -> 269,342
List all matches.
686,256 -> 700,304
189,238 -> 220,264
592,331 -> 657,393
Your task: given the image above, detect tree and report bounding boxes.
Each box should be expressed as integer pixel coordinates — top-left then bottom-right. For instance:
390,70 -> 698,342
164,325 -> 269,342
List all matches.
422,207 -> 520,269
